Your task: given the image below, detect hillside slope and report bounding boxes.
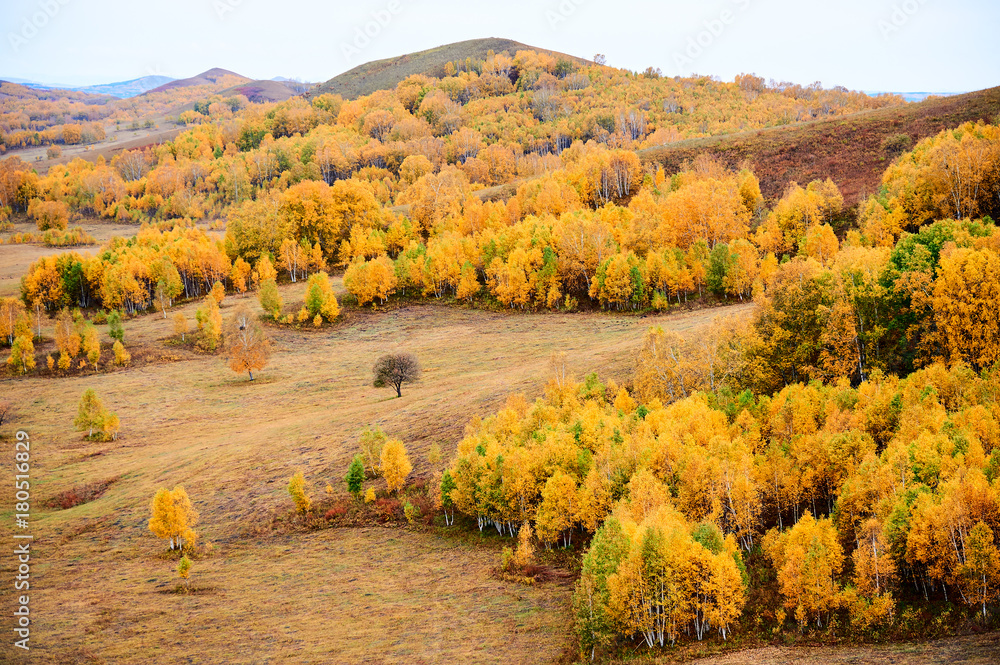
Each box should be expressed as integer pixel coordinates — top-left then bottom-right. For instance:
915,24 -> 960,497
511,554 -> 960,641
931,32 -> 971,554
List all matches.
147,67 -> 250,94
310,37 -> 591,100
641,86 -> 1000,203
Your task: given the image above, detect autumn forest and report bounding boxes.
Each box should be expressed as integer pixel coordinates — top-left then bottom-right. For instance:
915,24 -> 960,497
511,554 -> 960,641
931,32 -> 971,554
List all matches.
2,33 -> 1000,665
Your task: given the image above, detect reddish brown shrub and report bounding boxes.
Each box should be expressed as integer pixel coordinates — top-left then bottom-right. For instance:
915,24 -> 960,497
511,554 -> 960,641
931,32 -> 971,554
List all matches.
373,497 -> 401,522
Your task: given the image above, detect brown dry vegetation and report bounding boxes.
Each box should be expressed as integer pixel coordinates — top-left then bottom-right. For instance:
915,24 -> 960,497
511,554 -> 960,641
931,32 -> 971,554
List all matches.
642,86 -> 1000,204
0,281 -> 744,664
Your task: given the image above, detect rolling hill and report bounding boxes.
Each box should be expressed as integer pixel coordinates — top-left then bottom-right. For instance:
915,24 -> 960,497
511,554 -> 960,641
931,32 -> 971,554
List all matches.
309,37 -> 592,100
146,67 -> 251,93
641,86 -> 1000,204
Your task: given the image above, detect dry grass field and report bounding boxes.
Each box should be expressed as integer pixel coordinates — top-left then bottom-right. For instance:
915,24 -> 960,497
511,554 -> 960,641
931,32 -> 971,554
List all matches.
0,272 -> 997,663
0,279 -> 748,664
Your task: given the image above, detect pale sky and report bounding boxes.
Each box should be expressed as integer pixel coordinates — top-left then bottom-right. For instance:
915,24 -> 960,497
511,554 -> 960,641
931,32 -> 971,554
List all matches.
2,0 -> 997,92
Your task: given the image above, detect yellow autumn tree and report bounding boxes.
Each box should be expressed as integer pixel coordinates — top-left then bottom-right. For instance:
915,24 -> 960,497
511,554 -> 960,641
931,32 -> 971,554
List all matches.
224,304 -> 271,380
763,511 -> 844,628
931,246 -> 1000,370
287,471 -> 312,514
380,438 -> 412,494
148,486 -> 198,551
535,470 -> 579,548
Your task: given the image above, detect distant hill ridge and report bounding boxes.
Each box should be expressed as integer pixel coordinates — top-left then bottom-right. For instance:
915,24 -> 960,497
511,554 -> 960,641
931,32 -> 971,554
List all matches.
147,68 -> 251,94
310,37 -> 592,100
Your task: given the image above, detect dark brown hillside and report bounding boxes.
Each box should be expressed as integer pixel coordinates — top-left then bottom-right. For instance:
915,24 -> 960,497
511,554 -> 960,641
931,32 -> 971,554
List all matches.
641,86 -> 1000,203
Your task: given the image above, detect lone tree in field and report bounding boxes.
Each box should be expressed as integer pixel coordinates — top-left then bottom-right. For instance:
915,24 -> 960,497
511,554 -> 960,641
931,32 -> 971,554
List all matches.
148,486 -> 198,551
224,305 -> 271,380
372,352 -> 421,398
74,389 -> 119,441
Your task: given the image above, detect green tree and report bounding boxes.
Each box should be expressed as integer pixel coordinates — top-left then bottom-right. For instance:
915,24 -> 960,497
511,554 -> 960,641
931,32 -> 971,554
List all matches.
574,517 -> 628,661
74,389 -> 109,439
304,271 -> 340,322
346,454 -> 365,498
107,310 -> 124,343
258,278 -> 283,319
440,469 -> 457,525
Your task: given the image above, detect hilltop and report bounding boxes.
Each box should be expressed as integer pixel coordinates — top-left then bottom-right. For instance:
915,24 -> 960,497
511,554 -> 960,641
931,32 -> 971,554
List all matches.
310,37 -> 592,100
147,67 -> 251,93
642,86 -> 1000,203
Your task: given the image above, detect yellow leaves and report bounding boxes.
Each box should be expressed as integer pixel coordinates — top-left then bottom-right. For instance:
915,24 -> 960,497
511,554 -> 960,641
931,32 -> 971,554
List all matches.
27,199 -> 69,231
624,469 -> 669,523
380,438 -> 412,494
605,504 -> 746,645
338,225 -> 387,266
867,121 -> 1000,237
661,170 -> 752,250
535,470 -> 580,546
486,246 -> 543,308
801,224 -> 839,265
112,340 -> 131,367
764,179 -> 844,257
195,296 -> 222,351
7,334 -> 35,374
763,512 -> 845,627
852,518 -> 897,599
344,255 -> 398,306
287,471 -> 312,514
931,246 -> 1000,371
590,251 -> 643,311
634,325 -> 740,405
280,179 -> 383,262
148,486 -> 198,551
255,254 -> 277,283
304,272 -> 340,322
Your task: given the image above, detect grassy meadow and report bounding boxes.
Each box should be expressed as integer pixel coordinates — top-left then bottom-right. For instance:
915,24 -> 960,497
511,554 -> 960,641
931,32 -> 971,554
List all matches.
0,277 -> 745,663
